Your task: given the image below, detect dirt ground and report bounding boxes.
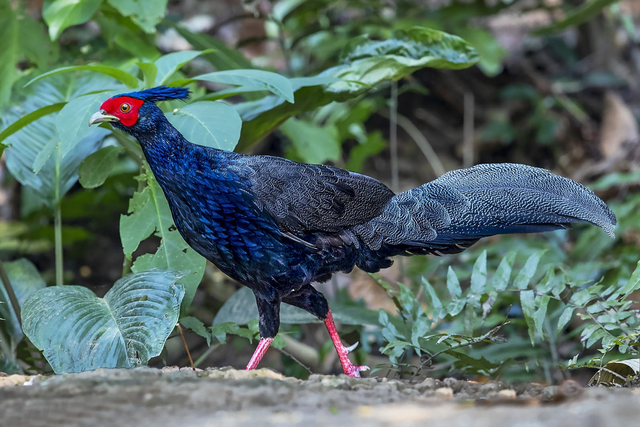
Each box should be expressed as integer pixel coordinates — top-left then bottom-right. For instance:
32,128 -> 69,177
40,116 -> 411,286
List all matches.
1,368 -> 639,427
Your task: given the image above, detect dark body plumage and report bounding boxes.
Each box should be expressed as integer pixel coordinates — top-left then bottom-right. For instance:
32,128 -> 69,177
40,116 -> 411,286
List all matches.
102,88 -> 617,343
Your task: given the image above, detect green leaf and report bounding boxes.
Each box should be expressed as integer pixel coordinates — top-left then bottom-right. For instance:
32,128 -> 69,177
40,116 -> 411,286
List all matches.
279,118 -> 340,164
446,298 -> 466,318
470,250 -> 487,293
557,306 -> 574,335
619,260 -> 640,298
514,250 -> 546,290
166,102 -> 242,150
78,145 -> 124,189
237,26 -> 478,149
446,266 -> 462,298
2,76 -> 110,208
56,90 -> 124,158
26,65 -> 139,89
180,316 -> 210,346
127,173 -> 206,314
137,62 -> 157,89
0,0 -> 19,108
22,269 -> 184,374
43,0 -> 103,41
0,103 -> 65,147
189,70 -> 294,103
520,290 -> 536,345
171,25 -> 253,71
533,0 -> 619,36
493,251 -> 516,292
410,316 -> 431,353
421,277 -> 443,320
107,0 -> 167,33
154,50 -> 205,86
533,295 -> 550,341
0,259 -> 46,343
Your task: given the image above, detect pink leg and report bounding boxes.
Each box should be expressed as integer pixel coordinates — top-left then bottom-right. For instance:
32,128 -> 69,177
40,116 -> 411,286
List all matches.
324,309 -> 369,378
245,337 -> 274,370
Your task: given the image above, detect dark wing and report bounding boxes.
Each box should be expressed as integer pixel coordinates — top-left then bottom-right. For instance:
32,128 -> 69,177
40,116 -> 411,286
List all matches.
241,155 -> 395,234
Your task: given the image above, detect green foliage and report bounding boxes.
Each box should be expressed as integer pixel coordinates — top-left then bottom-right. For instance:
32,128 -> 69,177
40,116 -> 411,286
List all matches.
0,259 -> 46,345
43,0 -> 103,40
376,249 -> 640,379
79,146 -> 125,189
122,170 -> 206,314
22,269 -> 184,374
236,26 -> 479,149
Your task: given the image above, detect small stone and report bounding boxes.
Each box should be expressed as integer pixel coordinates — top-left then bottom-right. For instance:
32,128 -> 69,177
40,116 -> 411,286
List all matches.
498,389 -> 517,400
435,387 -> 454,400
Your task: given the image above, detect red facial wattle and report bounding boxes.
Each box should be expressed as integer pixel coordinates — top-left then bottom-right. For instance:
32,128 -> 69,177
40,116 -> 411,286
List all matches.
99,96 -> 144,127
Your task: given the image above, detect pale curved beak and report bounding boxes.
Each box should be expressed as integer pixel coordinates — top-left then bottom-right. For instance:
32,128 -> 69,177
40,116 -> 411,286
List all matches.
89,110 -> 119,127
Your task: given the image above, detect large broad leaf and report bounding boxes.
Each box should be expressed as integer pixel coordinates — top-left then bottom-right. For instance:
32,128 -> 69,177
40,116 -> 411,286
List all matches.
26,64 -> 139,89
213,287 -> 390,327
0,0 -> 19,108
43,0 -> 103,41
124,172 -> 206,314
167,101 -> 242,150
2,75 -> 113,208
0,259 -> 46,344
107,0 -> 167,34
236,26 -> 478,149
55,89 -> 126,158
153,50 -> 205,86
279,118 -> 340,164
22,269 -> 184,374
171,25 -> 253,71
187,70 -> 294,103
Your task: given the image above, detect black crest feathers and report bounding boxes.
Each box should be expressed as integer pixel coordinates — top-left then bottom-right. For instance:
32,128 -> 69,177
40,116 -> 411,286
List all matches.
113,86 -> 191,103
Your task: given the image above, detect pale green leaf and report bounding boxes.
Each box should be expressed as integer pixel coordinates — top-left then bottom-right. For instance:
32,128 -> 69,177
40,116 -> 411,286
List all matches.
280,118 -> 340,164
180,316 -> 210,346
470,250 -> 487,293
236,26 -> 478,149
56,90 -> 124,158
22,269 -> 184,374
493,251 -> 516,292
533,295 -> 550,341
26,64 -> 139,89
446,266 -> 461,298
514,250 -> 547,290
79,145 -> 124,188
422,277 -> 443,320
107,0 -> 167,33
43,0 -> 103,41
154,50 -> 204,86
0,259 -> 46,343
167,101 -> 242,150
557,306 -> 574,335
520,290 -> 536,345
190,69 -> 294,103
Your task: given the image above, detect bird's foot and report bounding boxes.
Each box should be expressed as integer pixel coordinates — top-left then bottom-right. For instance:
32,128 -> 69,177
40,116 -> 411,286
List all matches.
324,310 -> 369,378
341,360 -> 370,378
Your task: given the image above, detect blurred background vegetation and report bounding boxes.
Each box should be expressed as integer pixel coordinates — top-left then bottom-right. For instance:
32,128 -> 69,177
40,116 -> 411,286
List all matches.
1,0 -> 639,385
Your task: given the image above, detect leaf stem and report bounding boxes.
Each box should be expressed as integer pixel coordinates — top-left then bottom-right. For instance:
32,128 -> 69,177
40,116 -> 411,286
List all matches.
0,259 -> 21,328
54,203 -> 63,286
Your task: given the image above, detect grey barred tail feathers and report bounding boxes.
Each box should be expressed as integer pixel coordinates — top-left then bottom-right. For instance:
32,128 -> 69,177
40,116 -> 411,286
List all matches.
353,163 -> 616,254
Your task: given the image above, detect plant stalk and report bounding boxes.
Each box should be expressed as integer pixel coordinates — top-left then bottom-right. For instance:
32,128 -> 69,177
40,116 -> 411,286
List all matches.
0,259 -> 21,327
54,203 -> 63,286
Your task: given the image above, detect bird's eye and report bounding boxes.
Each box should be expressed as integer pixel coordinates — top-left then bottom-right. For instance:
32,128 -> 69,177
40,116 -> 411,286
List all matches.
120,103 -> 131,113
